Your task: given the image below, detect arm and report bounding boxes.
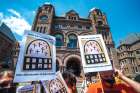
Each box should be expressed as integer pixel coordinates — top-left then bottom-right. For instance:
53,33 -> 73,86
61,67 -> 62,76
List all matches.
115,69 -> 140,93
0,78 -> 12,88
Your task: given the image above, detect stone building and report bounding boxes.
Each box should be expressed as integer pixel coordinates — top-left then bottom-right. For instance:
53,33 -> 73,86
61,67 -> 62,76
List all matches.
12,42 -> 20,69
31,3 -> 115,78
0,22 -> 16,71
117,33 -> 140,78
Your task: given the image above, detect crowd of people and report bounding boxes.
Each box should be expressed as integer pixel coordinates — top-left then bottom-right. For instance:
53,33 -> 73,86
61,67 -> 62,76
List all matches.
86,69 -> 140,93
0,68 -> 140,93
0,70 -> 16,93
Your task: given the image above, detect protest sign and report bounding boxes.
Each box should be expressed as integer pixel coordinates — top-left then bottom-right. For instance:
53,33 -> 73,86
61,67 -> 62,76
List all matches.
78,34 -> 112,73
16,84 -> 40,93
41,71 -> 70,93
14,30 -> 56,82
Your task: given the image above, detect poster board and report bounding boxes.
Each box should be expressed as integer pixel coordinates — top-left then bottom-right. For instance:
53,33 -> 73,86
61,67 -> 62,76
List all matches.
14,30 -> 56,82
78,34 -> 112,73
41,71 -> 70,93
16,84 -> 40,93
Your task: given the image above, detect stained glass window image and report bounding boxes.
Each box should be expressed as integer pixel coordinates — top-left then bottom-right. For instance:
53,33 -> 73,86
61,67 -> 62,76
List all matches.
84,40 -> 106,65
23,39 -> 52,70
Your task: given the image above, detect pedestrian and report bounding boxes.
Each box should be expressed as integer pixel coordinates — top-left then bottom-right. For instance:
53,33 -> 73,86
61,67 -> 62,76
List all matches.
115,69 -> 140,93
0,70 -> 16,93
87,70 -> 137,93
62,70 -> 77,93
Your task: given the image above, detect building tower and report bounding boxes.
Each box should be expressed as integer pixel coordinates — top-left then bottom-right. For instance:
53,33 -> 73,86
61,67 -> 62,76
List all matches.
32,3 -> 55,34
117,33 -> 140,78
89,8 -> 115,62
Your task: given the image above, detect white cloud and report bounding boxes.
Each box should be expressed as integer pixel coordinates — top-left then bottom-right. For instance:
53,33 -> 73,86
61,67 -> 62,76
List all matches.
32,11 -> 36,14
1,9 -> 31,36
2,16 -> 31,35
8,9 -> 21,18
0,12 -> 3,19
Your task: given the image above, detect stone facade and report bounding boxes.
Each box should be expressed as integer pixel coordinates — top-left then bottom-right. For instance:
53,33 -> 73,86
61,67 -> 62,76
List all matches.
117,33 -> 140,78
0,22 -> 16,71
31,3 -> 115,78
12,42 -> 20,69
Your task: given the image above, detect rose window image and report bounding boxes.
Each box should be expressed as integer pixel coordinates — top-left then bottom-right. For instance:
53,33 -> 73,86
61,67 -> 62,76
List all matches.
84,40 -> 106,64
23,39 -> 52,70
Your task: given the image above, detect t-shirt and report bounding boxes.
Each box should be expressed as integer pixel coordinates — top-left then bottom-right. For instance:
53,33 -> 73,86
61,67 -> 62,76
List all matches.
87,82 -> 137,93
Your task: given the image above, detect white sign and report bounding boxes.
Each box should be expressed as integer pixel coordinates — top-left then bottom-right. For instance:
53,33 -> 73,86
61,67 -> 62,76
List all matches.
41,71 -> 70,93
14,30 -> 56,82
78,34 -> 112,73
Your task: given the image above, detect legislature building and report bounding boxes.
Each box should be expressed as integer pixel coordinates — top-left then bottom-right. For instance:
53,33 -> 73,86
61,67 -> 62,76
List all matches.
31,3 -> 115,78
117,33 -> 140,78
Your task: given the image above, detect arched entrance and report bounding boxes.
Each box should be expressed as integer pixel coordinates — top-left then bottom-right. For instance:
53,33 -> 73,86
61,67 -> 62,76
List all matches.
66,57 -> 81,77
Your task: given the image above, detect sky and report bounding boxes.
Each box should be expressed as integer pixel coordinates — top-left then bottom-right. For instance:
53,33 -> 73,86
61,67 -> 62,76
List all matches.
0,0 -> 140,47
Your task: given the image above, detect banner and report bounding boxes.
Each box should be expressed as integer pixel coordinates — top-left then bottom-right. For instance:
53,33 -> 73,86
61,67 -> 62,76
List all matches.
78,34 -> 112,73
41,71 -> 70,93
14,30 -> 56,82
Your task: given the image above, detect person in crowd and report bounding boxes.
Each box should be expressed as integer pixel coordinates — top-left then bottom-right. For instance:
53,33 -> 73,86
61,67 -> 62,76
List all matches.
115,69 -> 140,93
0,70 -> 16,93
87,69 -> 138,93
0,70 -> 13,88
62,70 -> 77,93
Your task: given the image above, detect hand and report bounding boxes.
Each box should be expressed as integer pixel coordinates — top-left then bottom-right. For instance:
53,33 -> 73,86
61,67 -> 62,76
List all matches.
114,69 -> 125,79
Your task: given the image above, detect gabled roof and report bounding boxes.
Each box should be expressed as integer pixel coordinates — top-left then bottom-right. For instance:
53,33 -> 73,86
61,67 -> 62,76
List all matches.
120,33 -> 140,45
66,10 -> 79,15
43,2 -> 53,6
0,22 -> 16,42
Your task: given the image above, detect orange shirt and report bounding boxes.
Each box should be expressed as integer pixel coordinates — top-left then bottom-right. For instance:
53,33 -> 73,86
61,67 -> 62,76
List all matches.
87,82 -> 103,93
87,82 -> 137,93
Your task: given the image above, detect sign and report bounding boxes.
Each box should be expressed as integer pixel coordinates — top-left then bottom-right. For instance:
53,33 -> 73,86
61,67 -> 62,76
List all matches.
78,34 -> 112,73
14,30 -> 56,82
16,84 -> 40,93
41,71 -> 70,93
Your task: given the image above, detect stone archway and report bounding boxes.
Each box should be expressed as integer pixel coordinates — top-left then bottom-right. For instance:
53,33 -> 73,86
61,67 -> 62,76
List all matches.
56,57 -> 62,72
66,57 -> 81,77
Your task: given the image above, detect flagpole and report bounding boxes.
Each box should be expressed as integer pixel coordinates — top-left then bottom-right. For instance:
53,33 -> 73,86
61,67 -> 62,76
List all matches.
33,84 -> 36,93
98,72 -> 105,93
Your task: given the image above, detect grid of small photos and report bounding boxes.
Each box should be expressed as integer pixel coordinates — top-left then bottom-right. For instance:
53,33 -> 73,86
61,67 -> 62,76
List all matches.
49,79 -> 67,93
50,87 -> 67,93
57,87 -> 67,93
23,56 -> 52,70
85,53 -> 106,64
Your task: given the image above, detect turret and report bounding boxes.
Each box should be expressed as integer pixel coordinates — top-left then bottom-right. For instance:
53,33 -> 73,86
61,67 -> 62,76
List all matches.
32,3 -> 55,34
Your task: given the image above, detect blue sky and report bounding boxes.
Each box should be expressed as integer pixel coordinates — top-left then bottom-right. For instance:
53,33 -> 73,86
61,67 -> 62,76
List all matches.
0,0 -> 140,47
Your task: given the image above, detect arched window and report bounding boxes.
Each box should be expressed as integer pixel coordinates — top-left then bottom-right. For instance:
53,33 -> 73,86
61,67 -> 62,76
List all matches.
67,34 -> 77,48
40,26 -> 42,33
56,60 -> 59,71
39,15 -> 48,21
54,34 -> 63,47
